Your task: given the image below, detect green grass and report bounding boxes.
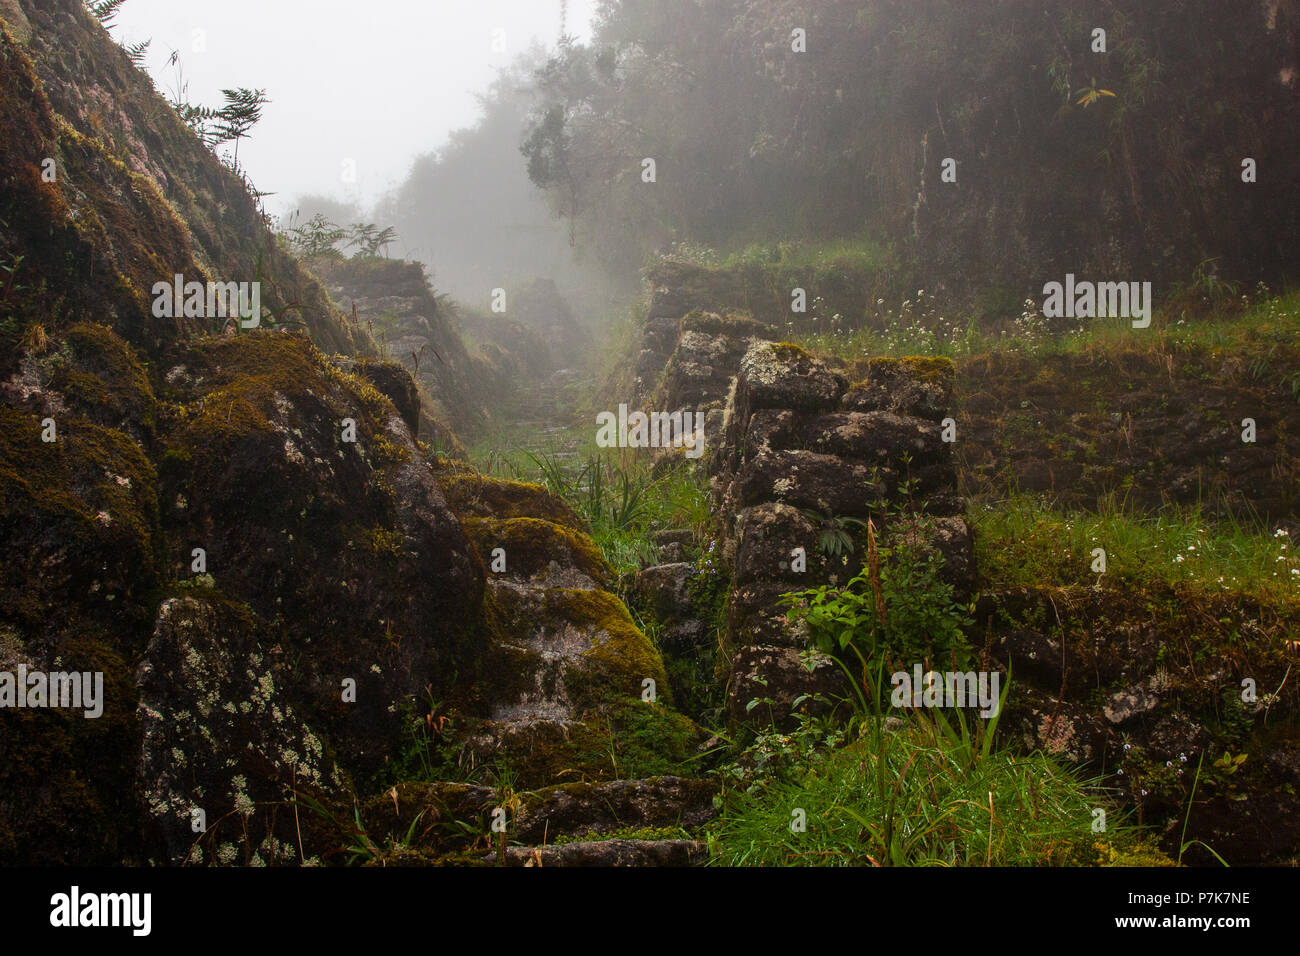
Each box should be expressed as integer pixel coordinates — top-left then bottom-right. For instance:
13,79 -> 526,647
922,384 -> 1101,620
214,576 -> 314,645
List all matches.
467,425 -> 711,575
973,494 -> 1299,607
660,233 -> 897,274
717,235 -> 897,273
792,287 -> 1300,365
709,710 -> 1138,867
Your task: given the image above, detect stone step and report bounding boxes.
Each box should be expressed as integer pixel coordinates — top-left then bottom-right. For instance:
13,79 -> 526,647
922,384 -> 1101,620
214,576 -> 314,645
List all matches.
371,775 -> 719,849
484,839 -> 708,867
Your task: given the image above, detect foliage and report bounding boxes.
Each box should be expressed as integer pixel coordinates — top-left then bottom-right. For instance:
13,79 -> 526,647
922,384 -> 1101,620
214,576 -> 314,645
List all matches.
521,1 -> 1300,286
709,708 -> 1132,867
973,494 -> 1300,608
473,439 -> 710,576
793,287 -> 1300,364
210,88 -> 270,165
345,224 -> 399,259
780,530 -> 973,677
278,215 -> 402,262
800,509 -> 868,558
283,214 -> 346,259
84,0 -> 127,26
123,38 -> 150,68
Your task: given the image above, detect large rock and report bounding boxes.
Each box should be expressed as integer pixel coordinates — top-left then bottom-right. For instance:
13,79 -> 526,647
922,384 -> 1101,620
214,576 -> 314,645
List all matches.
157,334 -> 484,779
658,311 -> 772,414
735,342 -> 848,414
633,563 -> 698,622
732,503 -> 845,586
841,356 -> 956,423
489,839 -> 708,867
735,448 -> 886,516
136,597 -> 346,865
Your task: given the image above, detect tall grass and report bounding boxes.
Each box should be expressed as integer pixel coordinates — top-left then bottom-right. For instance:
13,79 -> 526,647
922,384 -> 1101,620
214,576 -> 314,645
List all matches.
467,425 -> 712,574
710,624 -> 1145,867
709,706 -> 1130,867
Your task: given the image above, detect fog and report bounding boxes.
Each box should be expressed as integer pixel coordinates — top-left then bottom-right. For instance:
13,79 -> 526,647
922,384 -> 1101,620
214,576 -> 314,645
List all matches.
113,1 -> 597,218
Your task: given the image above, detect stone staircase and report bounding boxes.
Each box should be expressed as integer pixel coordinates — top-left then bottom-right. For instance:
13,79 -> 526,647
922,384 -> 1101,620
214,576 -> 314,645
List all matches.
424,470 -> 716,864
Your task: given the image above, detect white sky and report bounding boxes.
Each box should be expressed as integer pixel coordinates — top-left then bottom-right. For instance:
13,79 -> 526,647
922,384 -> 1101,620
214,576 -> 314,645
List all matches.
112,0 -> 598,218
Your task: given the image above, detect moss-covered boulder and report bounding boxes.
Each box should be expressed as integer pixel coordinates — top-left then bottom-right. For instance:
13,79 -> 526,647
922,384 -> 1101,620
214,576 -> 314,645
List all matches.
156,332 -> 484,779
842,356 -> 956,423
136,596 -> 346,865
429,482 -> 706,790
463,517 -> 611,589
0,326 -> 161,863
333,357 -> 421,435
436,472 -> 584,530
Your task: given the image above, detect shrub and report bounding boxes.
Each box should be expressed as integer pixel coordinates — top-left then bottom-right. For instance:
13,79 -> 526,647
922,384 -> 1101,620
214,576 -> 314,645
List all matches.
779,530 -> 973,684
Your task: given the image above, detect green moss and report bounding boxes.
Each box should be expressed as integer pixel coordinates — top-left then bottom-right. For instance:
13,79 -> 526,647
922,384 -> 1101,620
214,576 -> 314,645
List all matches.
450,577 -> 705,789
0,407 -> 158,605
438,473 -> 584,530
856,355 -> 956,389
0,622 -> 143,865
553,825 -> 693,844
458,697 -> 702,789
165,333 -> 412,487
597,698 -> 701,776
462,517 -> 611,588
543,588 -> 669,699
899,355 -> 955,385
364,527 -> 406,560
681,309 -> 772,339
1072,836 -> 1179,867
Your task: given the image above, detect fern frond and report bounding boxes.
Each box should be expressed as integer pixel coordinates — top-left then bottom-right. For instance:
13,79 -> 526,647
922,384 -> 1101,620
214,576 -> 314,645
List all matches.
85,0 -> 128,27
124,37 -> 151,67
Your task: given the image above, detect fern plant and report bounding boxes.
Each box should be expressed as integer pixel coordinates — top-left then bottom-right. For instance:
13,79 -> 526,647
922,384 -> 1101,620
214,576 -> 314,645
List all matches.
85,0 -> 128,26
801,508 -> 869,557
123,37 -> 150,67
